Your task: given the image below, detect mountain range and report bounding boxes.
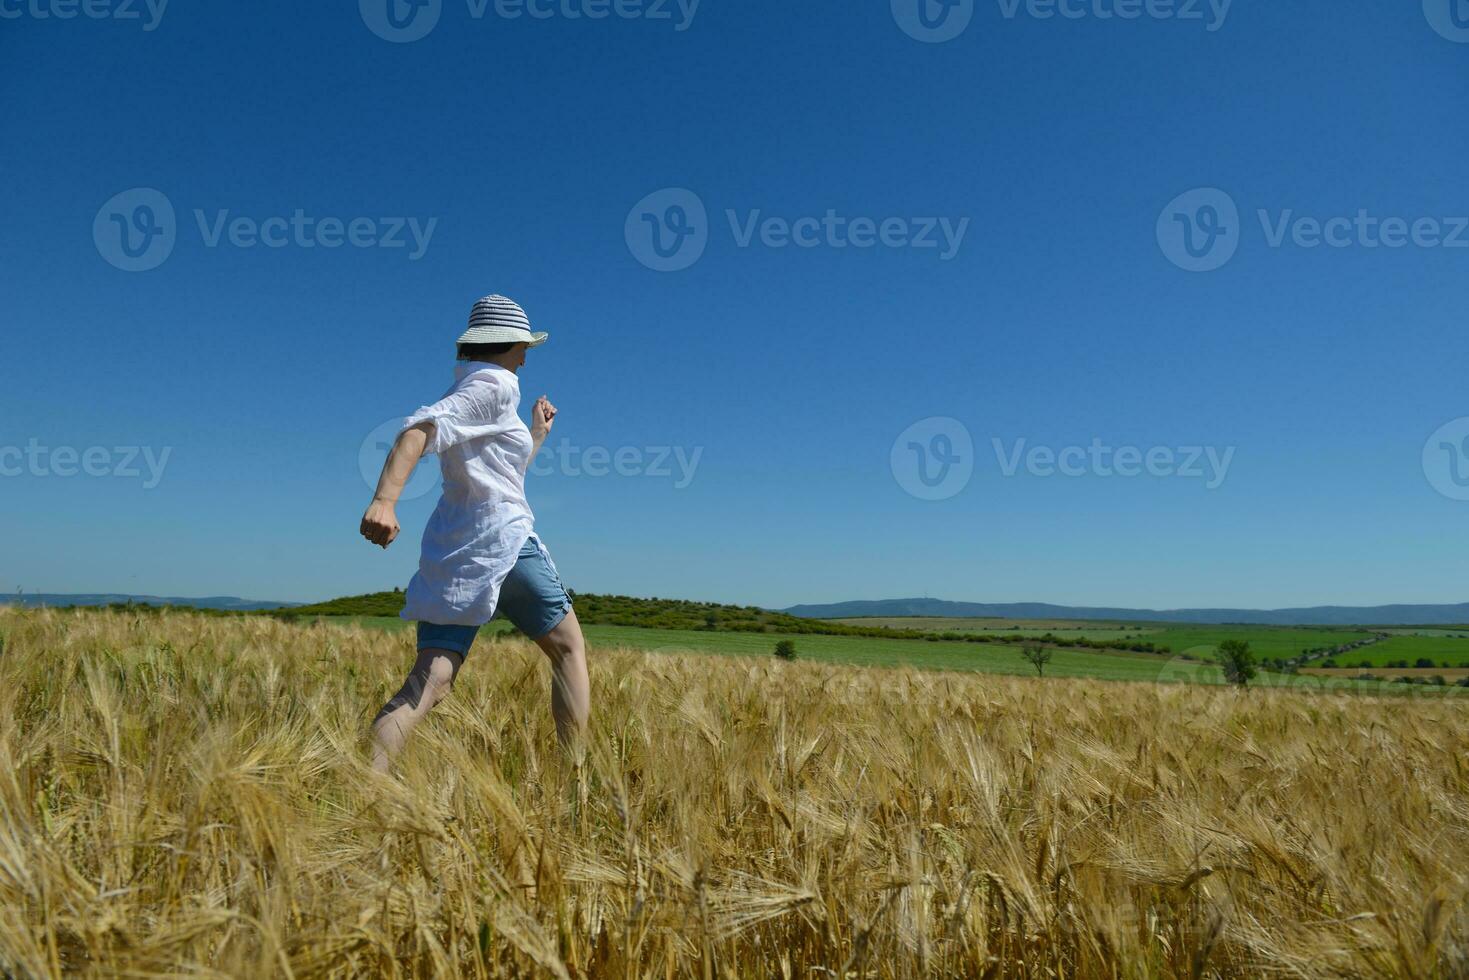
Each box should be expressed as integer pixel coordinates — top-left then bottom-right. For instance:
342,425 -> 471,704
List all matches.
781,598 -> 1469,627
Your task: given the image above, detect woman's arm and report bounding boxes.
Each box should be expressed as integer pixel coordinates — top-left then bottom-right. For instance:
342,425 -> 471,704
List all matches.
530,395 -> 557,458
360,422 -> 432,548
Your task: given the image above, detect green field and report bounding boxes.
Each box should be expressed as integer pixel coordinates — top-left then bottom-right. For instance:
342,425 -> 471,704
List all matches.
830,619 -> 1388,661
1141,626 -> 1375,661
340,616 -> 1175,681
1318,635 -> 1469,668
831,617 -> 1158,640
1381,627 -> 1469,639
328,616 -> 1462,696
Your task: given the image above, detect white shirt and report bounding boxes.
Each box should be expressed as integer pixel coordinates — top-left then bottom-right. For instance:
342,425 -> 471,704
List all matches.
399,361 -> 537,626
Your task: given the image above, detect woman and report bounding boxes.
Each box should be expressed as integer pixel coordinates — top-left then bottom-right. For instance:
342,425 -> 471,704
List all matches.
359,294 -> 589,774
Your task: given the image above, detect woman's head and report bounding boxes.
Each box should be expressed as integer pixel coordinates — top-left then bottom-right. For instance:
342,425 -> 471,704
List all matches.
458,340 -> 530,371
457,295 -> 549,358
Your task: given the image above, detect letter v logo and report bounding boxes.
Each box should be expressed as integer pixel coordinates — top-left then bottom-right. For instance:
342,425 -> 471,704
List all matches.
893,0 -> 973,42
361,0 -> 441,42
1424,0 -> 1469,41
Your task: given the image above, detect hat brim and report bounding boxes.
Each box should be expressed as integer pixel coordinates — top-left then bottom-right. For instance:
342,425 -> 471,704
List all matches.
457,328 -> 549,348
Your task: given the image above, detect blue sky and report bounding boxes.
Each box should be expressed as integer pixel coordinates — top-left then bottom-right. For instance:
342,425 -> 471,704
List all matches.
2,0 -> 1467,608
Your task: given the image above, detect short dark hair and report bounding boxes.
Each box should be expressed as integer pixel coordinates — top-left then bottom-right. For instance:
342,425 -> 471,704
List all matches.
457,341 -> 515,361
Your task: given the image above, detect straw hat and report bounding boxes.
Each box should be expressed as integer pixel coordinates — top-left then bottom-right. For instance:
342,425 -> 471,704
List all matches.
457,294 -> 548,347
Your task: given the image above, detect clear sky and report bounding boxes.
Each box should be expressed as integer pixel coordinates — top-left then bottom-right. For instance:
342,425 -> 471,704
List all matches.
2,0 -> 1467,609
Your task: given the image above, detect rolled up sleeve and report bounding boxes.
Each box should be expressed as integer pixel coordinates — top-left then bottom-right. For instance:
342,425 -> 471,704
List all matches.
402,377 -> 514,455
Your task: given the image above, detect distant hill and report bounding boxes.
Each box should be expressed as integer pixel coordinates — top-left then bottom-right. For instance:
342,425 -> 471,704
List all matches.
268,591 -> 1172,654
782,598 -> 1469,627
2,594 -> 298,612
274,591 -> 882,635
272,591 -> 406,618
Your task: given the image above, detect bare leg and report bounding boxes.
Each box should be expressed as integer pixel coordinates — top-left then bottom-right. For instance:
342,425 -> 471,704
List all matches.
533,606 -> 590,750
371,648 -> 464,774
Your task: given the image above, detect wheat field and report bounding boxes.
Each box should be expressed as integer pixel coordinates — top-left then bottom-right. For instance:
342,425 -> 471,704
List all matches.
0,608 -> 1466,978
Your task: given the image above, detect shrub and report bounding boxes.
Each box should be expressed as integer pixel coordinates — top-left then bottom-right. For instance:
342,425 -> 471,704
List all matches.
1217,640 -> 1257,687
773,640 -> 797,661
1021,644 -> 1053,678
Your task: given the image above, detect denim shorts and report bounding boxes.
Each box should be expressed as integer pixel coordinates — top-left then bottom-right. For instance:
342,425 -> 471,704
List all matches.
416,534 -> 572,656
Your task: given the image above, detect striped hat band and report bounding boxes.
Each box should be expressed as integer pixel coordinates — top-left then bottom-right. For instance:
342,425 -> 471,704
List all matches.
457,294 -> 549,348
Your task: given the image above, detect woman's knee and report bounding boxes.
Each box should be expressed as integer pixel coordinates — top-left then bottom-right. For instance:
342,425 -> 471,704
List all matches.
537,628 -> 583,665
424,653 -> 460,703
380,651 -> 461,716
